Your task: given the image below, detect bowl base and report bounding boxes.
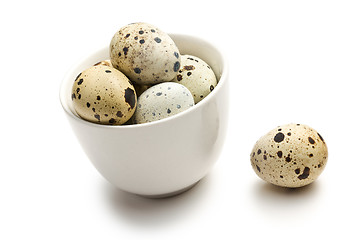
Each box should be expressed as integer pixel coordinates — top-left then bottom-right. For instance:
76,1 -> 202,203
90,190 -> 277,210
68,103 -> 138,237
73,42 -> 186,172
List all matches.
137,180 -> 200,198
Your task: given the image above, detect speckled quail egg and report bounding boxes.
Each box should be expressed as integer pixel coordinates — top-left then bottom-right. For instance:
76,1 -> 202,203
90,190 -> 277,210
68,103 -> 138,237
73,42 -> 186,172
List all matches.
133,82 -> 194,124
172,55 -> 217,104
71,65 -> 137,125
110,22 -> 181,85
250,123 -> 328,188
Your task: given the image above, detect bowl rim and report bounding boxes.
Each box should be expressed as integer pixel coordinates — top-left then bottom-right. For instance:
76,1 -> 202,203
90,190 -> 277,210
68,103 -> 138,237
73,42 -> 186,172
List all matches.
59,33 -> 229,129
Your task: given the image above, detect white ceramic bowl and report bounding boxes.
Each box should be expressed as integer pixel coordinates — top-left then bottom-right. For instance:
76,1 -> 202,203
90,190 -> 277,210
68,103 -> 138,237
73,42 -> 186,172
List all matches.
60,34 -> 229,197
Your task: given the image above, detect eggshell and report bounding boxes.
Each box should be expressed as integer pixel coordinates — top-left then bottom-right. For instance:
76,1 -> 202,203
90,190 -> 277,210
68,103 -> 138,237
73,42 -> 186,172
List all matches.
173,54 -> 217,103
71,65 -> 137,125
133,82 -> 194,124
110,22 -> 181,85
93,59 -> 112,67
250,123 -> 328,188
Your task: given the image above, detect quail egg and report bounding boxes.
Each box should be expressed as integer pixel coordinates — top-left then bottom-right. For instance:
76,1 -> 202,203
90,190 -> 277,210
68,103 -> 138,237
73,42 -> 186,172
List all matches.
110,22 -> 181,85
133,82 -> 194,124
250,123 -> 328,188
71,65 -> 137,125
173,54 -> 217,103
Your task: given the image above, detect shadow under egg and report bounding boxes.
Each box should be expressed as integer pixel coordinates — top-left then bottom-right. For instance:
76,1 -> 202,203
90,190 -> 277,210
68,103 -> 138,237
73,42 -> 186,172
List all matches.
250,179 -> 324,221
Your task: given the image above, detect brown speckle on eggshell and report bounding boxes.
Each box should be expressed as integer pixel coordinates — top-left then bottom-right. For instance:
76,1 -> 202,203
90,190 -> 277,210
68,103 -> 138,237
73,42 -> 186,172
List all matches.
93,59 -> 113,67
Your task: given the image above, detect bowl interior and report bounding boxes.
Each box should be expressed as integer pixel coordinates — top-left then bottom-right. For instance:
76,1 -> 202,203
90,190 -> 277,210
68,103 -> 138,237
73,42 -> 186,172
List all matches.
60,34 -> 227,123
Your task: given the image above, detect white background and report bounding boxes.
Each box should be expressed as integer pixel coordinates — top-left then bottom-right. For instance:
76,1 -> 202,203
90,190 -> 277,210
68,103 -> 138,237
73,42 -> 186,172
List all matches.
1,0 -> 359,239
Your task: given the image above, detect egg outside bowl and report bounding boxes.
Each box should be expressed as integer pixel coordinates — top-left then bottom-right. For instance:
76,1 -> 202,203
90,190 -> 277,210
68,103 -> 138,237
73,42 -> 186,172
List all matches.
60,34 -> 229,197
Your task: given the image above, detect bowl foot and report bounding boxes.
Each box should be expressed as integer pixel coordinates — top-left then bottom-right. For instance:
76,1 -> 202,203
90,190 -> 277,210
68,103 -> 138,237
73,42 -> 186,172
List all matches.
138,180 -> 200,199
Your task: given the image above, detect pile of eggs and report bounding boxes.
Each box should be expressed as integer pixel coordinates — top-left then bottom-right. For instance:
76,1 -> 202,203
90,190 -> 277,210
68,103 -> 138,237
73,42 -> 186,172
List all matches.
71,22 -> 217,125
